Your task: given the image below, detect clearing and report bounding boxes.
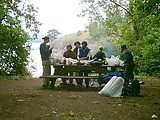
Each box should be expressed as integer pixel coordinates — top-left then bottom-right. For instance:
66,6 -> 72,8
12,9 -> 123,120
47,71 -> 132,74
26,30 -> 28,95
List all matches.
0,77 -> 159,120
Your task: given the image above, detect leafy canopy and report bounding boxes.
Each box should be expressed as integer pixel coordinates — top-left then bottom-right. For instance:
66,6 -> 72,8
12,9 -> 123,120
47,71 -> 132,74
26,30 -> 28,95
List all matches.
47,29 -> 61,41
79,0 -> 160,76
0,0 -> 41,76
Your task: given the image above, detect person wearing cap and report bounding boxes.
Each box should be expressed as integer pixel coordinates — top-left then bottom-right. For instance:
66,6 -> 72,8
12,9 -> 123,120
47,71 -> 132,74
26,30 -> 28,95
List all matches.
121,44 -> 135,85
77,41 -> 92,88
73,41 -> 81,59
93,46 -> 106,61
40,36 -> 53,88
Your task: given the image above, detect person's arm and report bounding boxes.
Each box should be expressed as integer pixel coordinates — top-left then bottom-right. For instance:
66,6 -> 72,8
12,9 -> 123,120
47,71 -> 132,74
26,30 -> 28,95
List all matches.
87,50 -> 92,59
79,57 -> 88,60
102,52 -> 106,60
49,47 -> 53,54
63,51 -> 67,58
71,51 -> 77,59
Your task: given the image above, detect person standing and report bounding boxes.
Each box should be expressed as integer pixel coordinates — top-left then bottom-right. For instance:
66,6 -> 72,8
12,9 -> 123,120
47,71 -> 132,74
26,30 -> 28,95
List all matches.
40,36 -> 53,88
121,44 -> 135,85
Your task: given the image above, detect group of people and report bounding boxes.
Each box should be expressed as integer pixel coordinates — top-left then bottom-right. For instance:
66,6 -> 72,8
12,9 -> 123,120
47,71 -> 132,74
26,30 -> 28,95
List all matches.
40,36 -> 135,88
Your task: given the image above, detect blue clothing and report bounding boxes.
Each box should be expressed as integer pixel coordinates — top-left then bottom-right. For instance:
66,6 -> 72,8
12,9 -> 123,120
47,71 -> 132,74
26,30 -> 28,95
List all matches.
79,47 -> 90,58
97,71 -> 124,86
77,47 -> 91,87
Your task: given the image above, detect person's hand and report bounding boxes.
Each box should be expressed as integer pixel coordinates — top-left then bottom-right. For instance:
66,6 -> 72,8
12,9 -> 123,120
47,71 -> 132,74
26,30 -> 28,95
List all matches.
49,47 -> 53,50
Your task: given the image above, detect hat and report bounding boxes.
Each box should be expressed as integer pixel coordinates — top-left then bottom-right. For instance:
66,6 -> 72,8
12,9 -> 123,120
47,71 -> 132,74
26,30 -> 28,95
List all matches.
74,41 -> 80,46
99,46 -> 104,50
99,46 -> 103,49
82,41 -> 87,45
42,36 -> 49,40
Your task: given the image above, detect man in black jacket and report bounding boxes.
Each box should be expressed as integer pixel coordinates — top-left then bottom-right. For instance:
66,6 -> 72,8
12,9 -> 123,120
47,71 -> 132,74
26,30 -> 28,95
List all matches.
40,36 -> 53,88
121,44 -> 135,85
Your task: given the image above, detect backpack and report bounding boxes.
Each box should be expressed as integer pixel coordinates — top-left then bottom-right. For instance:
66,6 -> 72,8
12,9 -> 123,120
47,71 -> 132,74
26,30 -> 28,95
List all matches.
131,79 -> 140,96
122,79 -> 140,96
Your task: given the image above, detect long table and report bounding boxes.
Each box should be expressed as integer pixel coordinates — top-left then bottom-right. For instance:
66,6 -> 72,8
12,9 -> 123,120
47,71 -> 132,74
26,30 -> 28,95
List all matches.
54,64 -> 123,75
40,64 -> 124,87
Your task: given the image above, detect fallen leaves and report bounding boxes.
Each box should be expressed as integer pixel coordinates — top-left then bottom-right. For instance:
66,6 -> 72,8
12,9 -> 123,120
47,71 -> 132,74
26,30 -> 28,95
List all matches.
69,111 -> 74,117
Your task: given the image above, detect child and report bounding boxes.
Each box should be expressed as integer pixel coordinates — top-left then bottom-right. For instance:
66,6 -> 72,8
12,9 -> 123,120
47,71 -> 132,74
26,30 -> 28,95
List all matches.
93,46 -> 106,61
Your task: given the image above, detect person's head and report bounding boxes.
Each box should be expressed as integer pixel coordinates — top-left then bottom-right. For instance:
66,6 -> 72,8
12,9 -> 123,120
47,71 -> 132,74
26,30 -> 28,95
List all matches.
66,44 -> 72,51
99,46 -> 104,51
74,41 -> 81,48
121,44 -> 127,52
82,41 -> 87,49
42,36 -> 49,43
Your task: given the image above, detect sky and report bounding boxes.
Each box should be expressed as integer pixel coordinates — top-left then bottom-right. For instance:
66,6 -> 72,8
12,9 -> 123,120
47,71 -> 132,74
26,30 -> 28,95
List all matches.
31,0 -> 88,36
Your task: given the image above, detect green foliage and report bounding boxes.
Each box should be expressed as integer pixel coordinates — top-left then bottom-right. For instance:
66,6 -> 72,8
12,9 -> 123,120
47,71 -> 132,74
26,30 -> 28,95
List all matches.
79,0 -> 160,76
47,29 -> 61,40
87,22 -> 105,40
79,0 -> 126,37
0,0 -> 40,76
119,0 -> 160,76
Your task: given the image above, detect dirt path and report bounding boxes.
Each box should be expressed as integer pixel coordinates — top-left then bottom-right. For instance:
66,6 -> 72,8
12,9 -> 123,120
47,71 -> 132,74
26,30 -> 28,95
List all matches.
0,78 -> 159,120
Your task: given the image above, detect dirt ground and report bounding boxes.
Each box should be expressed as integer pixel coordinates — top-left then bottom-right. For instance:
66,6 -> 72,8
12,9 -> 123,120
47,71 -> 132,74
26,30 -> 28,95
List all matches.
0,77 -> 159,120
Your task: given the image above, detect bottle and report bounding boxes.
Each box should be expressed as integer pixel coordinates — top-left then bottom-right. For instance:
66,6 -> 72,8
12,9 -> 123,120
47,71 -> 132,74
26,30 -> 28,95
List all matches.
63,58 -> 66,65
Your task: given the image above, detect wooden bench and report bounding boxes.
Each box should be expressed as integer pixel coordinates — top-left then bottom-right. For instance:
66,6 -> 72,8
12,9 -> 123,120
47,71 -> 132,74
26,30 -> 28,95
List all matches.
39,75 -> 98,79
39,64 -> 124,87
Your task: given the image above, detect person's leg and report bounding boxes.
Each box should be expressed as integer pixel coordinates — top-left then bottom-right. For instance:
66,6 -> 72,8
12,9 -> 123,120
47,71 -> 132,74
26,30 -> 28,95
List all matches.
61,79 -> 67,85
76,71 -> 83,86
50,65 -> 56,88
124,66 -> 130,85
129,64 -> 135,82
42,60 -> 51,87
50,79 -> 56,88
61,70 -> 68,85
97,76 -> 102,86
84,71 -> 89,88
69,72 -> 73,84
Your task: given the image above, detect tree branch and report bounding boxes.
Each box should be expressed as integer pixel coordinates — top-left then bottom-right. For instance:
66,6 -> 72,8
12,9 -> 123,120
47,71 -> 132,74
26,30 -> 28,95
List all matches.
109,0 -> 133,17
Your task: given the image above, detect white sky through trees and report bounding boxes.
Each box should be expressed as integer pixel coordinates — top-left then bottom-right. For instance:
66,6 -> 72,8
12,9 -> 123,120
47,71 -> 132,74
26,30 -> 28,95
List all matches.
31,0 -> 87,36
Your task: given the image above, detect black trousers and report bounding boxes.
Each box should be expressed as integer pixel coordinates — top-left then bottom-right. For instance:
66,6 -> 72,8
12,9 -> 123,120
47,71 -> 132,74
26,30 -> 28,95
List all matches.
76,71 -> 89,87
124,64 -> 135,84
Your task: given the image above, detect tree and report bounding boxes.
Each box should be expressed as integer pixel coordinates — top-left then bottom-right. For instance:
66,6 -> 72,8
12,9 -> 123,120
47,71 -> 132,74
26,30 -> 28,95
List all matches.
86,22 -> 105,40
79,0 -> 126,37
79,0 -> 160,76
0,0 -> 40,76
120,0 -> 160,76
47,29 -> 61,40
